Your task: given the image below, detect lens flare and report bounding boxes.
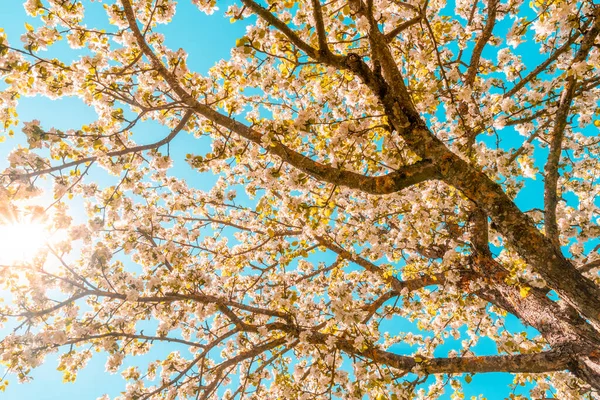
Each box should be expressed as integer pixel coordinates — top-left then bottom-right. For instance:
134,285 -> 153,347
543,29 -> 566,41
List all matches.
0,220 -> 49,265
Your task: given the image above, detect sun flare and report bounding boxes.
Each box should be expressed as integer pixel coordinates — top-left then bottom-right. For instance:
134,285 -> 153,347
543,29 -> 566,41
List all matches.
0,221 -> 49,265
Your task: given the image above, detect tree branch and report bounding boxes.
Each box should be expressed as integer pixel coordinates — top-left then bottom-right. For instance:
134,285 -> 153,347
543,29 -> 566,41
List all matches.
120,0 -> 438,195
11,110 -> 193,179
301,329 -> 573,374
315,236 -> 448,293
384,3 -> 427,43
241,0 -> 343,64
544,11 -> 600,246
310,0 -> 331,55
504,32 -> 581,98
464,0 -> 498,87
120,0 -> 600,334
579,258 -> 600,274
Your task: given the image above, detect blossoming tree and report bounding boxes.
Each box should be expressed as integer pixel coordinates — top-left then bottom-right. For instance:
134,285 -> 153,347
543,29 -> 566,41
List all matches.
1,0 -> 600,398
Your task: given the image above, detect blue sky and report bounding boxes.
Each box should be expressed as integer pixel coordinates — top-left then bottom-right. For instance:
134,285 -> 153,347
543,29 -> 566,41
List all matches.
0,0 -> 579,399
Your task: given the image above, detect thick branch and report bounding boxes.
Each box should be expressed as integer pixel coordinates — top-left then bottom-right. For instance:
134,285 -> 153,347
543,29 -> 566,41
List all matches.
420,349 -> 572,374
120,0 -> 438,195
121,0 -> 600,332
301,329 -> 572,374
473,254 -> 600,347
472,254 -> 600,389
437,143 -> 600,330
384,8 -> 425,43
310,0 -> 330,55
464,0 -> 498,87
579,258 -> 600,274
241,0 -> 344,64
544,12 -> 600,246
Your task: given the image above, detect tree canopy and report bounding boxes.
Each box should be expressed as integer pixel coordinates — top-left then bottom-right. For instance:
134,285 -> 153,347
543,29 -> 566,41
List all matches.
1,0 -> 600,398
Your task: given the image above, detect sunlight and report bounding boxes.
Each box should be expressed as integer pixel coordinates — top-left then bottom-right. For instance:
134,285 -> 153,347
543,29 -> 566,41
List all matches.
0,220 -> 49,265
